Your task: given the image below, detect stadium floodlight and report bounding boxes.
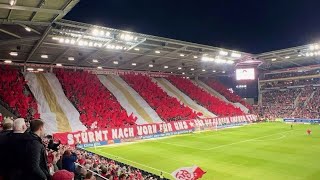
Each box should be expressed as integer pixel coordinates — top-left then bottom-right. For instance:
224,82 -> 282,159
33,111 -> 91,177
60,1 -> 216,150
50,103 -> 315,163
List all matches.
309,53 -> 314,56
202,69 -> 206,72
4,60 -> 12,64
149,64 -> 153,67
231,52 -> 241,58
309,44 -> 315,50
164,66 -> 168,69
298,54 -> 302,57
215,58 -> 226,64
97,66 -> 102,69
113,61 -> 119,64
219,50 -> 228,56
92,29 -> 99,36
83,41 -> 88,46
56,63 -> 62,66
191,68 -> 195,71
193,56 -> 198,59
26,68 -> 34,71
285,56 -> 290,59
222,71 -> 226,73
92,59 -> 99,63
41,55 -> 48,59
132,63 -> 137,66
180,54 -> 185,57
37,68 -> 44,72
201,56 -> 214,62
120,34 -> 134,41
99,30 -> 104,36
178,67 -> 182,70
25,27 -> 31,32
212,70 -> 216,72
155,50 -> 161,54
68,57 -> 75,61
9,52 -> 18,56
226,60 -> 234,64
10,0 -> 16,6
59,38 -> 65,43
65,39 -> 71,44
134,48 -> 140,51
88,42 -> 93,47
315,44 -> 319,50
105,32 -> 110,37
52,37 -> 59,40
182,72 -> 185,74
271,58 -> 277,61
78,40 -> 84,46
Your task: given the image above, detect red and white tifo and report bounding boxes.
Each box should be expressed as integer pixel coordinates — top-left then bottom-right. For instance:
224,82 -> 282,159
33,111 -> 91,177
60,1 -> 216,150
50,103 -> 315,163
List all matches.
171,165 -> 206,180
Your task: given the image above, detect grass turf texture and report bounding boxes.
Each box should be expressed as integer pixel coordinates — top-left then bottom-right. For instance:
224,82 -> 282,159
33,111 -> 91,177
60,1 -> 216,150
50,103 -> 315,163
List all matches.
86,123 -> 320,180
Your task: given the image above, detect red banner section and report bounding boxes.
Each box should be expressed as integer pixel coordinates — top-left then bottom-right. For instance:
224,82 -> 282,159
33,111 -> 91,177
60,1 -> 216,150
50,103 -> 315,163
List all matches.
53,114 -> 257,145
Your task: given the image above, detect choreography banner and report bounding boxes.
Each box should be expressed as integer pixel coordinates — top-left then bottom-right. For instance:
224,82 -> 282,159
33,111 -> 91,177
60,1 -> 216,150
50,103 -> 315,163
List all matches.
53,114 -> 257,146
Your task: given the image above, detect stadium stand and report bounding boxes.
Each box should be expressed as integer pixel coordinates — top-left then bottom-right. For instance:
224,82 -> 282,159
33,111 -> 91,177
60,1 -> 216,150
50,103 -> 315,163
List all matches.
0,67 -> 39,120
201,79 -> 252,111
55,70 -> 137,129
167,76 -> 244,116
263,69 -> 320,80
261,89 -> 301,119
121,74 -> 200,121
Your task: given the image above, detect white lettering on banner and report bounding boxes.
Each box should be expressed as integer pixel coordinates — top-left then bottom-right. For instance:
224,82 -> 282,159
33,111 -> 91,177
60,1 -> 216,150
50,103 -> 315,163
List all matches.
74,133 -> 81,143
102,130 -> 108,140
137,126 -> 143,136
81,132 -> 88,143
159,123 -> 170,133
112,129 -> 118,139
94,131 -> 103,142
67,134 -> 74,145
88,132 -> 95,142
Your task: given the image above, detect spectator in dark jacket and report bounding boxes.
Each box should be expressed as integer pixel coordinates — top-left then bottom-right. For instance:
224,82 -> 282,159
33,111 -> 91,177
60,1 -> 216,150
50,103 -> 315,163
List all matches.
24,120 -> 50,180
62,150 -> 77,173
0,118 -> 13,179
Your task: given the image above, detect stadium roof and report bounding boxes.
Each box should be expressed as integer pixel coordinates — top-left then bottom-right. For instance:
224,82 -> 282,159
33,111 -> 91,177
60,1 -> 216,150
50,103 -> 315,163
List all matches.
0,0 -> 319,76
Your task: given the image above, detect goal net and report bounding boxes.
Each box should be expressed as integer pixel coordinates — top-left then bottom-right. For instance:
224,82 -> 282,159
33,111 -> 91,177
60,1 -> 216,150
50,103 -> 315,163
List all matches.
193,119 -> 218,133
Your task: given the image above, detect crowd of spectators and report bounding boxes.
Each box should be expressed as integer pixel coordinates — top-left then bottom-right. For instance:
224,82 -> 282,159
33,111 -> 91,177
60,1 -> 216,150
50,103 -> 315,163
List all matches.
292,87 -> 320,119
261,78 -> 320,89
121,74 -> 200,121
0,118 -> 166,180
167,76 -> 244,116
202,79 -> 252,111
262,69 -> 320,80
261,89 -> 301,119
55,70 -> 137,129
0,67 -> 39,120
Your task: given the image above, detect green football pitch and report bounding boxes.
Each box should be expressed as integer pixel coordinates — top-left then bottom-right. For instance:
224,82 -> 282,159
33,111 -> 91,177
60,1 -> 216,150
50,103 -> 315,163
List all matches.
86,123 -> 320,180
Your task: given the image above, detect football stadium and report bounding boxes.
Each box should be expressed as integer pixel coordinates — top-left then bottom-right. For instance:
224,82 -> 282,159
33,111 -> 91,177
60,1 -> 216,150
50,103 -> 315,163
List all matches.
0,1 -> 320,180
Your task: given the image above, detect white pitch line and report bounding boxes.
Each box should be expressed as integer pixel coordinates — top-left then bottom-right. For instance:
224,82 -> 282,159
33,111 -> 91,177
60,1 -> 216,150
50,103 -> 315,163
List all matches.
205,130 -> 293,150
95,150 -> 172,175
156,129 -> 294,151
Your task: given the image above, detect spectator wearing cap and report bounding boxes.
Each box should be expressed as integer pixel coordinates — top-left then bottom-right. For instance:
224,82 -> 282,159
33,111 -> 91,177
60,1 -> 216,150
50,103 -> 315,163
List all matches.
52,170 -> 74,180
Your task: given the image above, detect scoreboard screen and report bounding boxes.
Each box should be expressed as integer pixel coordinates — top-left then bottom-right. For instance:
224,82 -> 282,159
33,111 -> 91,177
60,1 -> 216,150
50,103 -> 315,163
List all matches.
236,68 -> 255,80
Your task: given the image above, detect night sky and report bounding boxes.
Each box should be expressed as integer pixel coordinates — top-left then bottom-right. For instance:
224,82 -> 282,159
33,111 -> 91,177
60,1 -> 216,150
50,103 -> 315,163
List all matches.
65,0 -> 320,54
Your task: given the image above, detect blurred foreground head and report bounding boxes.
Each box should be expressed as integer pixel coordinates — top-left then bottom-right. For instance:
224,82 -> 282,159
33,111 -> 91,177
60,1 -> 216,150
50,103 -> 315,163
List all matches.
30,119 -> 45,137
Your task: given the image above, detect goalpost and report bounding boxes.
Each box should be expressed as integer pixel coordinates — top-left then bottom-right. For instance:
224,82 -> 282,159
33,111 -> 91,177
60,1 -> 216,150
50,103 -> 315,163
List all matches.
193,119 -> 218,134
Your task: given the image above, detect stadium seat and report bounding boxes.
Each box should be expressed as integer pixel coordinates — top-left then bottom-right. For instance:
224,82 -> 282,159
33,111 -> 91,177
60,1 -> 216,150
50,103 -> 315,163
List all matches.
121,74 -> 200,121
0,67 -> 39,119
167,76 -> 244,116
203,79 -> 252,111
55,70 -> 137,129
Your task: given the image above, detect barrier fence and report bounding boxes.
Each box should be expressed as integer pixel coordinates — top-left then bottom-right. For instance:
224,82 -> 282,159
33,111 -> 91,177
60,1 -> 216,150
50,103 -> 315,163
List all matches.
53,114 -> 257,147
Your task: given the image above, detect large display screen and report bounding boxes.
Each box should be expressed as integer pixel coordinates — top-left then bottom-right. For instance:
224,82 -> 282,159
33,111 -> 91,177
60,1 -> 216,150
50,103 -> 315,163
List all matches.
236,68 -> 255,80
